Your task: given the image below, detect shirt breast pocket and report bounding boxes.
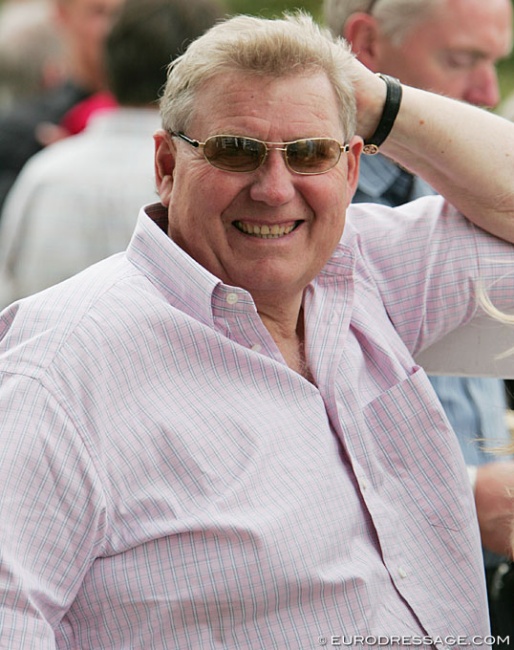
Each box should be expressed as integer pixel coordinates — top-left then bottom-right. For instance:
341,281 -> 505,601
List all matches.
361,366 -> 472,533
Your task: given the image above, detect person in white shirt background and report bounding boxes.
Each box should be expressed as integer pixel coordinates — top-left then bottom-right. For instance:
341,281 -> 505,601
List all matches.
0,0 -> 127,215
0,0 -> 226,308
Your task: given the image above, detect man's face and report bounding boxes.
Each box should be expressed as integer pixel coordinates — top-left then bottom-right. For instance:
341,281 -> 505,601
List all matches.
154,71 -> 361,307
374,0 -> 512,107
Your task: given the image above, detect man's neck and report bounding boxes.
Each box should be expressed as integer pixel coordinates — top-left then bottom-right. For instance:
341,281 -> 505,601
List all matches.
258,306 -> 314,382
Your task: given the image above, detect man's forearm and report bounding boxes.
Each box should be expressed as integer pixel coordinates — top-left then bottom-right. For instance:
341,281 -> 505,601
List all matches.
353,61 -> 514,242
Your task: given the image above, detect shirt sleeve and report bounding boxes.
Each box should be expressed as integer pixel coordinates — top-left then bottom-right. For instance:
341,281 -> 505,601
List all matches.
0,373 -> 107,647
349,195 -> 514,356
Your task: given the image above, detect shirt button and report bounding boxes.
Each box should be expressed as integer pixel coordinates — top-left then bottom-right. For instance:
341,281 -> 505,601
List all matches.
360,479 -> 368,491
398,566 -> 408,579
251,343 -> 262,353
226,292 -> 239,305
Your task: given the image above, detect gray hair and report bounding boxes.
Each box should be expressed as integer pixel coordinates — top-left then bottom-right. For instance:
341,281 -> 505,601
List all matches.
323,0 -> 443,46
159,11 -> 357,140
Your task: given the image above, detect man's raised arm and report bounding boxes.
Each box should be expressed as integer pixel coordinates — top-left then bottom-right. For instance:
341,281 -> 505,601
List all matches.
353,58 -> 514,242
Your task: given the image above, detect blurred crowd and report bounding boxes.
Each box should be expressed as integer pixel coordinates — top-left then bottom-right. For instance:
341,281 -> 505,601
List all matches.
0,0 -> 227,303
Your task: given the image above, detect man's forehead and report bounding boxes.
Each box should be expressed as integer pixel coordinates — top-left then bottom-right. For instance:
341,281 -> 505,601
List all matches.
188,71 -> 342,136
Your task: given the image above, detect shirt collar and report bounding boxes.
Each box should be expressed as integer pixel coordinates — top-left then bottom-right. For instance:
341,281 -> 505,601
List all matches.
86,107 -> 162,136
126,203 -> 356,325
126,204 -> 224,328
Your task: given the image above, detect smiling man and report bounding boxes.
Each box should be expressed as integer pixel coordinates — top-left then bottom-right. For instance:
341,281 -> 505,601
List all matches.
157,70 -> 359,373
2,12 -> 514,648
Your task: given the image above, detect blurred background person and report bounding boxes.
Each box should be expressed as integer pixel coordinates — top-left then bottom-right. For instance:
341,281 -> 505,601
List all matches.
0,0 -> 126,215
0,0 -> 226,307
324,0 -> 514,643
0,0 -> 66,113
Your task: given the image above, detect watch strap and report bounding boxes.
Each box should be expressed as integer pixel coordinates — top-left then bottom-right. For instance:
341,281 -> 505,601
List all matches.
363,73 -> 402,155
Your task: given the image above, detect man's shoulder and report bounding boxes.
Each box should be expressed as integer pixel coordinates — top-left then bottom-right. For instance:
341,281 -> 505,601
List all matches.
0,255 -> 133,375
17,110 -> 158,180
14,129 -> 99,181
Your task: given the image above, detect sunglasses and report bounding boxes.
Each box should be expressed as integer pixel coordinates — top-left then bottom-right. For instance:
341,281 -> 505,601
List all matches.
171,132 -> 350,175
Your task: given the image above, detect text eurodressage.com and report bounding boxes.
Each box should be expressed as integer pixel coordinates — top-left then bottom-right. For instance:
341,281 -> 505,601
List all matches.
317,635 -> 510,646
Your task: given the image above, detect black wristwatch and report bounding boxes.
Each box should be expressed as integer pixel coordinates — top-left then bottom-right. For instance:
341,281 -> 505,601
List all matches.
363,74 -> 403,155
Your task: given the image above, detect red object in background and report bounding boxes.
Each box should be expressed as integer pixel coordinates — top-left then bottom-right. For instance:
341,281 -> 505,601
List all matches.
61,91 -> 118,135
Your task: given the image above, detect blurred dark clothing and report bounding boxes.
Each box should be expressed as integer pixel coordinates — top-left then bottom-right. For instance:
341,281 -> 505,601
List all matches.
0,80 -> 91,215
486,563 -> 514,647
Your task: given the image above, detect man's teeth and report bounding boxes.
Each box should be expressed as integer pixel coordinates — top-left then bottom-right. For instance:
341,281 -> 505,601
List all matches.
235,222 -> 297,238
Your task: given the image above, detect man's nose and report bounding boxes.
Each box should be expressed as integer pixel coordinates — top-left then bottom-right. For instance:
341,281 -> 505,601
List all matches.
249,149 -> 297,206
465,65 -> 501,108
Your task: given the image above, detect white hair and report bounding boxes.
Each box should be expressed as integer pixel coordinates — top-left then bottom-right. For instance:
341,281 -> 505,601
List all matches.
160,11 -> 357,139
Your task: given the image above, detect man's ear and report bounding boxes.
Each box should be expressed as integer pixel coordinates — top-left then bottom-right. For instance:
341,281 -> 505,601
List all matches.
154,130 -> 176,207
343,13 -> 381,72
345,135 -> 364,205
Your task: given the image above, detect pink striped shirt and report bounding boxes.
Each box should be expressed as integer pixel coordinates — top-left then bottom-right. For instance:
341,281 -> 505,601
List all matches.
0,196 -> 511,648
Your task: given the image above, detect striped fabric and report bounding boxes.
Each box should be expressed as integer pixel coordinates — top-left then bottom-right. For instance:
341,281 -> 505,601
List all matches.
1,197 -> 513,648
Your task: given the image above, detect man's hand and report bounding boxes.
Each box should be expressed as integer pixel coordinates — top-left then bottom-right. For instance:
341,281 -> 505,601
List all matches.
347,54 -> 388,142
475,461 -> 514,558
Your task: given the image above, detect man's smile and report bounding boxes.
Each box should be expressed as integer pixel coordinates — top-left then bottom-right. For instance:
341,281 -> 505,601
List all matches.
233,220 -> 301,239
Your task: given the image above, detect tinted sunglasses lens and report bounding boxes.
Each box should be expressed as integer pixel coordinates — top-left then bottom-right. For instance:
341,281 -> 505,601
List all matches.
203,136 -> 265,171
287,138 -> 341,173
